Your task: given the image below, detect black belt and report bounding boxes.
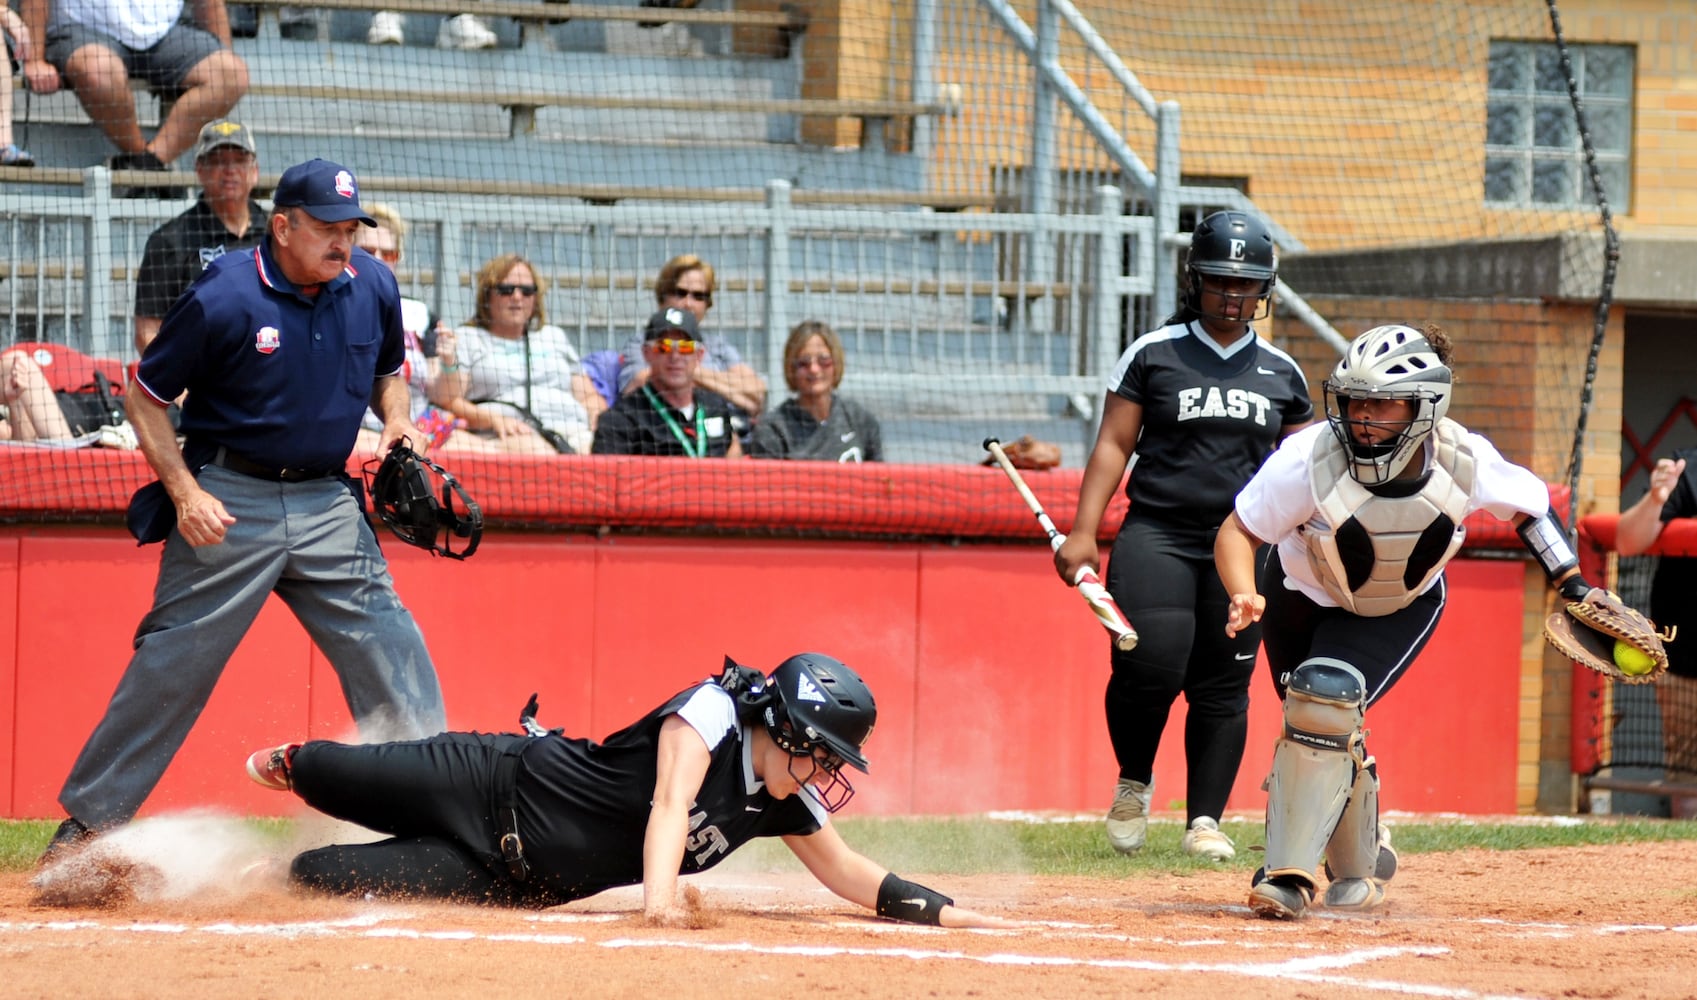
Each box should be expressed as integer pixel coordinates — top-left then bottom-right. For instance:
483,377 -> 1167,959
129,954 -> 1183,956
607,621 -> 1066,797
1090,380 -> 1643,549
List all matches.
211,446 -> 336,483
493,750 -> 531,882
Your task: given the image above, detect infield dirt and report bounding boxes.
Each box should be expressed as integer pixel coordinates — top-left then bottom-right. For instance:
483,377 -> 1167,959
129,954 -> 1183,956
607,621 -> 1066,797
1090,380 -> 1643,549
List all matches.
2,837 -> 1693,999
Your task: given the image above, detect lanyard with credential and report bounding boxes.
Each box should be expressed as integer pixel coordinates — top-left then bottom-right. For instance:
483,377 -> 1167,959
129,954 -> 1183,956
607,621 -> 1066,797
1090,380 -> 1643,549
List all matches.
642,385 -> 707,458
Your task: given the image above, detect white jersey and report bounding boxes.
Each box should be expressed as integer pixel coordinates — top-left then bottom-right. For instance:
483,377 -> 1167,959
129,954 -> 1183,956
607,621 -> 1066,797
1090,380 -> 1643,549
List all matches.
1235,421 -> 1551,609
53,0 -> 182,50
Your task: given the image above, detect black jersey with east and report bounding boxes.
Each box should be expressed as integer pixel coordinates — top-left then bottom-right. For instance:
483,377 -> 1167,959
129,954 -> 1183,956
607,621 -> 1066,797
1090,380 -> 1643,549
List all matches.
1110,321 -> 1313,529
512,682 -> 825,901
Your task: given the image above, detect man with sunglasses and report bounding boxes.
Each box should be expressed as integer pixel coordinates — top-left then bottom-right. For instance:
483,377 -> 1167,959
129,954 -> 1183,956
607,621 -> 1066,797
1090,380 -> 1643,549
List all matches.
243,653 -> 1009,929
618,254 -> 768,422
591,307 -> 743,458
133,119 -> 265,355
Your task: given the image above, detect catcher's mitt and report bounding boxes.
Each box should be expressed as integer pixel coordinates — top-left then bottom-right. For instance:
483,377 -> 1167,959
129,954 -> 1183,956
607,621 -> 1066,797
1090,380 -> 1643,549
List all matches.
1544,588 -> 1675,684
362,443 -> 483,560
981,434 -> 1061,471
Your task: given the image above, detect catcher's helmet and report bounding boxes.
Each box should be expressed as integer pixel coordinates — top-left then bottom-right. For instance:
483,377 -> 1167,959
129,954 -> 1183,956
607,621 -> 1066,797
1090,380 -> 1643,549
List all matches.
363,444 -> 483,559
1323,324 -> 1453,485
1184,210 -> 1277,323
764,652 -> 877,773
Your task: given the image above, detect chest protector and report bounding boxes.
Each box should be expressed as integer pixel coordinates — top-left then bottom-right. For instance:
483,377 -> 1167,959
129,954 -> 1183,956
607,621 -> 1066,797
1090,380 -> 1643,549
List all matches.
1303,419 -> 1476,616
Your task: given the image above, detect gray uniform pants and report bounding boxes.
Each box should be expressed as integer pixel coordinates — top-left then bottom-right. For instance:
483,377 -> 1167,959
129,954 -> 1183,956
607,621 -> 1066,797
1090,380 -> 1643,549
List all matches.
59,465 -> 447,828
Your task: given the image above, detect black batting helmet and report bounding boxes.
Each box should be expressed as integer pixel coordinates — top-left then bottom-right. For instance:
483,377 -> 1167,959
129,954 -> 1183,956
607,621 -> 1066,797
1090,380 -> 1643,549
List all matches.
1184,210 -> 1277,323
764,652 -> 877,774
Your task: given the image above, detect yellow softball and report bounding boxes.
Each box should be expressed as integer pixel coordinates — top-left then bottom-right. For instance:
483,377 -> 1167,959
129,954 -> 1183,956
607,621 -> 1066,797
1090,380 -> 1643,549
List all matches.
1613,640 -> 1656,677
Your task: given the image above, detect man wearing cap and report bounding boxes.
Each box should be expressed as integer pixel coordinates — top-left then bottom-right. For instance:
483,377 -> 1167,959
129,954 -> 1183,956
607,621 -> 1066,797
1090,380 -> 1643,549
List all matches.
591,307 -> 744,458
132,119 -> 265,354
38,158 -> 447,865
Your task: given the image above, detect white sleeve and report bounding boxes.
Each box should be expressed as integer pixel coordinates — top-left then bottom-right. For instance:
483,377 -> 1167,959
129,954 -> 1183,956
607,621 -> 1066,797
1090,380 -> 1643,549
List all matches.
674,685 -> 738,752
1465,432 -> 1553,521
1234,425 -> 1321,545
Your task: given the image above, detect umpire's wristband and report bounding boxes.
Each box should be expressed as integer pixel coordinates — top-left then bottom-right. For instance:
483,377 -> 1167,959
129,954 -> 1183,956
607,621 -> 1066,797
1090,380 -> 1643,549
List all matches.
876,872 -> 952,925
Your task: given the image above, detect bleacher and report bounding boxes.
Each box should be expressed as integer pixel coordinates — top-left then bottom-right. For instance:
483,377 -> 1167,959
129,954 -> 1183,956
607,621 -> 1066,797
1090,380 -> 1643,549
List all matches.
1,0 -> 1200,470
12,0 -> 967,204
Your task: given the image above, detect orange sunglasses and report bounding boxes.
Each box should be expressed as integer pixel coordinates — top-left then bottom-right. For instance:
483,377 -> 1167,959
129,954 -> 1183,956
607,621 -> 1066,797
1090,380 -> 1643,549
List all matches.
650,337 -> 701,355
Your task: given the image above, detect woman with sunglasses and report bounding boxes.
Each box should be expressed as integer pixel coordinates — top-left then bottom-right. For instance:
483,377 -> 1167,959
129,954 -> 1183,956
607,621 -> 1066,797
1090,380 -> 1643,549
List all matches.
434,253 -> 606,455
618,254 -> 769,422
749,320 -> 882,463
244,652 -> 1008,929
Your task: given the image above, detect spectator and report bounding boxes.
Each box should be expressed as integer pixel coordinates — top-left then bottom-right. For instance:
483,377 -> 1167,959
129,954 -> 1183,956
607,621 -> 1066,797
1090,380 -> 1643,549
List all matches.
1616,449 -> 1697,819
749,320 -> 881,463
133,119 -> 264,355
364,9 -> 497,49
37,158 -> 447,866
1215,323 -> 1596,919
2,5 -> 37,165
593,307 -> 743,458
243,652 -> 1007,929
0,349 -> 74,441
1054,210 -> 1311,861
619,254 -> 768,422
434,253 -> 603,455
21,0 -> 249,195
350,203 -> 493,457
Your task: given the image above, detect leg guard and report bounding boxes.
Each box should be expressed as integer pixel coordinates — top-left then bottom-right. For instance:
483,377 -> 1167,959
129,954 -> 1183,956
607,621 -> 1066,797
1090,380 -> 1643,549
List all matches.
1324,756 -> 1390,881
1321,756 -> 1393,910
1262,659 -> 1366,889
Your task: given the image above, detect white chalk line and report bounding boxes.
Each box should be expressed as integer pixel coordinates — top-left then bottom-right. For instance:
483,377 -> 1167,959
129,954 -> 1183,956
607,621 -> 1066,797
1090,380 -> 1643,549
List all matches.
4,907 -> 1691,997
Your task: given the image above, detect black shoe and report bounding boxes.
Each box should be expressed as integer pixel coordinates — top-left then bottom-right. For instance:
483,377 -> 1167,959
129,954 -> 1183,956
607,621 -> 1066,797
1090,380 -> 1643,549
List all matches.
109,151 -> 178,199
39,816 -> 97,867
637,0 -> 699,28
278,16 -> 319,40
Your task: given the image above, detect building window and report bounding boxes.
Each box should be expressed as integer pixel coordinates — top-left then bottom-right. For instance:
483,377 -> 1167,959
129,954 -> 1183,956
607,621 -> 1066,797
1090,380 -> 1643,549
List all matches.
1485,41 -> 1632,210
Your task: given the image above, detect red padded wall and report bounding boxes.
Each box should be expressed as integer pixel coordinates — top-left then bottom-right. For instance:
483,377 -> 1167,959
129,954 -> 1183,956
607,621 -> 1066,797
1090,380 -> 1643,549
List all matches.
0,526 -> 1530,820
0,537 -> 16,816
10,532 -> 314,819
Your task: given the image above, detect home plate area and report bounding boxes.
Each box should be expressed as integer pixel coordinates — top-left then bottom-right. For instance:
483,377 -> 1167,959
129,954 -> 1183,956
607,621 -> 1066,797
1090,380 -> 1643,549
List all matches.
2,841 -> 1694,999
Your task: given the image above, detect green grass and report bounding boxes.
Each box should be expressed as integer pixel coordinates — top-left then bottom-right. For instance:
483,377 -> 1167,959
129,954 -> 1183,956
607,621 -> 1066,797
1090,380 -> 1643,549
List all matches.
8,815 -> 1696,877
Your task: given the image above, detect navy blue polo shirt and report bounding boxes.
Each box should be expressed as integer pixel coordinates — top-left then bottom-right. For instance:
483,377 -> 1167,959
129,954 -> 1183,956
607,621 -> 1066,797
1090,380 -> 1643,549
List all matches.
135,241 -> 405,470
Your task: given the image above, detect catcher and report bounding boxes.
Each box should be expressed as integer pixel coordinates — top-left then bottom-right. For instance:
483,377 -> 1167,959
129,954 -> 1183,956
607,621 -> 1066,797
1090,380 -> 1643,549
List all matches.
244,652 -> 1011,929
1213,323 -> 1668,921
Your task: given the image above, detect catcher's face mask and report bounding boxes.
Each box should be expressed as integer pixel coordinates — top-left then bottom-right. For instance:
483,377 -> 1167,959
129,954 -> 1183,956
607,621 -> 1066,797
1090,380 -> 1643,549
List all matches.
362,444 -> 482,559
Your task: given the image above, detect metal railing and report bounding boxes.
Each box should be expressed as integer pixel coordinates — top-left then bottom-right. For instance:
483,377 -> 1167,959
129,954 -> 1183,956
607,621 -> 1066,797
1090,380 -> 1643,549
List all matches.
961,0 -> 1344,352
0,175 -> 1149,419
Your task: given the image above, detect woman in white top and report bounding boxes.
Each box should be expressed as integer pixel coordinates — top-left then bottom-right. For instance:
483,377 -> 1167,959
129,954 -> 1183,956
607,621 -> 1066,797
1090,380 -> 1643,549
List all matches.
434,254 -> 607,455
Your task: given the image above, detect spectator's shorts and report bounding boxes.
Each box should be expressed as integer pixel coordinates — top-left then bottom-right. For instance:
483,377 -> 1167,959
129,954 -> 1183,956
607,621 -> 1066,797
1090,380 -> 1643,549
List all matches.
45,22 -> 223,97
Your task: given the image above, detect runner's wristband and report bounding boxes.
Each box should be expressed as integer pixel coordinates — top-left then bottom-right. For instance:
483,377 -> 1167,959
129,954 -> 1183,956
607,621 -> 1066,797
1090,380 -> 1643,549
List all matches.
876,872 -> 952,925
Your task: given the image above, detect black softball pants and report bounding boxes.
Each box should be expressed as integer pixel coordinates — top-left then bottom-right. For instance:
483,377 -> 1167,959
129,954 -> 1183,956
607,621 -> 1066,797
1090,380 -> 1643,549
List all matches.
287,732 -> 534,904
1104,515 -> 1263,823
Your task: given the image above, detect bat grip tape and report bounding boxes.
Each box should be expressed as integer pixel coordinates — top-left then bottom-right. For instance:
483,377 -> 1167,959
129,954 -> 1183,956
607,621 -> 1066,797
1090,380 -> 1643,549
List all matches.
876,872 -> 952,925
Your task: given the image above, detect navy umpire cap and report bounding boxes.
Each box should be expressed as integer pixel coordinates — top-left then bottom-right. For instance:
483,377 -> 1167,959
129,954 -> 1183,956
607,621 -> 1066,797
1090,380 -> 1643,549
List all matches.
644,307 -> 700,340
272,159 -> 376,226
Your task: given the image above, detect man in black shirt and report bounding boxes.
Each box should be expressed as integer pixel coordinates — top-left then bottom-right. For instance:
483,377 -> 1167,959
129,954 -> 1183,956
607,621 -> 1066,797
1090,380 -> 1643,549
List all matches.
591,308 -> 743,458
132,119 -> 265,354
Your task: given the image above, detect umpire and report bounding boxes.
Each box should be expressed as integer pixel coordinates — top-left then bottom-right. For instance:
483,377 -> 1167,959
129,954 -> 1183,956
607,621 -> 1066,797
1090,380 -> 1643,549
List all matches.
41,158 -> 448,863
